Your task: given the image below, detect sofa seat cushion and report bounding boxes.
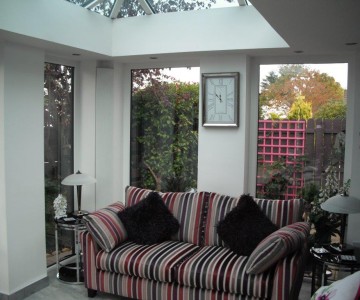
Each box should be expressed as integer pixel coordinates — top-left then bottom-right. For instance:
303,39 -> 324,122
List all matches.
96,240 -> 199,283
176,245 -> 274,298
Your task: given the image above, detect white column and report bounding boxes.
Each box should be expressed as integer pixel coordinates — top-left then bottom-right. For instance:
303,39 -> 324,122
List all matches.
0,43 -> 47,296
346,53 -> 360,245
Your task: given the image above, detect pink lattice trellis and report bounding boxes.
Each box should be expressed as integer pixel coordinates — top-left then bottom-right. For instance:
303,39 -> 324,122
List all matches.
257,120 -> 306,200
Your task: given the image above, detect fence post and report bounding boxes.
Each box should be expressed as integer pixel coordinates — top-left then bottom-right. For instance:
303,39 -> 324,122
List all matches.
314,119 -> 325,186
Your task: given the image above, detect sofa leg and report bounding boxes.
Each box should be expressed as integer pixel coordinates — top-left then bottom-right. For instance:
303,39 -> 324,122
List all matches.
88,289 -> 97,298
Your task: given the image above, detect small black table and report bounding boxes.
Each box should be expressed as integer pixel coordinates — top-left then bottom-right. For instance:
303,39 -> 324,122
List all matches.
310,246 -> 360,295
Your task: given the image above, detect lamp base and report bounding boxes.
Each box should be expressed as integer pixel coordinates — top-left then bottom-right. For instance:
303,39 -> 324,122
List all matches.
72,210 -> 89,217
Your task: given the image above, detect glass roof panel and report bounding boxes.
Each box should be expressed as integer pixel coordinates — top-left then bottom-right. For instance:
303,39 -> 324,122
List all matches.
66,0 -> 243,19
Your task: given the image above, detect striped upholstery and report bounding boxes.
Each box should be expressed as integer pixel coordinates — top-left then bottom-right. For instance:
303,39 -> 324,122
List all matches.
125,186 -> 208,245
203,193 -> 241,246
204,193 -> 304,247
94,271 -> 259,300
81,188 -> 309,300
271,240 -> 309,300
245,222 -> 310,274
176,245 -> 274,297
162,191 -> 208,245
253,198 -> 304,228
80,231 -> 99,291
125,186 -> 155,207
96,240 -> 199,283
83,202 -> 127,252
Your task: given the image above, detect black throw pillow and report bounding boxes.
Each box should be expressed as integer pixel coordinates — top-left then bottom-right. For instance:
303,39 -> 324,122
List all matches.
117,192 -> 180,245
217,194 -> 278,256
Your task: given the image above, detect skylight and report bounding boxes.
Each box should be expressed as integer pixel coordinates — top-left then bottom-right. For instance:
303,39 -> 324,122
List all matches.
66,0 -> 246,19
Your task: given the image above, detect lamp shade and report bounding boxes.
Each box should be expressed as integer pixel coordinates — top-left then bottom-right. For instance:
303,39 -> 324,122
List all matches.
321,194 -> 360,214
61,171 -> 96,186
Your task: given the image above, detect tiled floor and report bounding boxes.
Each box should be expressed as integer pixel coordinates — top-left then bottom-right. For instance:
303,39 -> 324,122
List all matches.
24,267 -> 312,300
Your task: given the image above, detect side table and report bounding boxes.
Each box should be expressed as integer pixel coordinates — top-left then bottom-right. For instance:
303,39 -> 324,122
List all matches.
55,217 -> 87,284
310,246 -> 360,295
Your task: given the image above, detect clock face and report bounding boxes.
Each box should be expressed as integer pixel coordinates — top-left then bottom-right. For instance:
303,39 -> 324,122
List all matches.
204,75 -> 238,126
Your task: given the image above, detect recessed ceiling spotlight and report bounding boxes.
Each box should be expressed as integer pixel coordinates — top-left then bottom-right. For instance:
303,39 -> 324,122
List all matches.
72,53 -> 81,56
149,57 -> 158,60
294,50 -> 304,54
345,42 -> 358,46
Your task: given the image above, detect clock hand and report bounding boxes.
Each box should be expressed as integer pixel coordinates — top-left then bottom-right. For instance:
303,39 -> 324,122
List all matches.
215,93 -> 223,103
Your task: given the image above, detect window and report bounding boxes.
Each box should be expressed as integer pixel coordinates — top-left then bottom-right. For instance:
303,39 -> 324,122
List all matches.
257,63 -> 348,245
44,62 -> 74,266
66,0 -> 241,18
130,68 -> 199,192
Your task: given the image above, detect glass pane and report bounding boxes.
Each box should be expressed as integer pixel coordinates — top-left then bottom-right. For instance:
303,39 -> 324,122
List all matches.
257,63 -> 348,246
44,63 -> 74,266
130,68 -> 199,192
65,0 -> 240,18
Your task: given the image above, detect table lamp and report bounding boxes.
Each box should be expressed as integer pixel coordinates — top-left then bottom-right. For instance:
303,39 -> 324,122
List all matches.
61,170 -> 96,217
321,194 -> 360,246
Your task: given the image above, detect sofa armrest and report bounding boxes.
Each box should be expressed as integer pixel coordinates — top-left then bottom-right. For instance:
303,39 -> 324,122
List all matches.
271,236 -> 309,300
80,231 -> 100,291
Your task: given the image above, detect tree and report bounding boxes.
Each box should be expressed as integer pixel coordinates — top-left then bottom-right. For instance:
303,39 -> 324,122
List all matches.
260,65 -> 344,118
313,100 -> 347,119
287,95 -> 312,120
131,79 -> 199,192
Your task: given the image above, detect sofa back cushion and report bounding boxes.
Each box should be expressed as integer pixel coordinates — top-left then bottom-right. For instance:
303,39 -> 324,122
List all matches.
204,192 -> 304,247
203,192 -> 241,246
253,198 -> 304,228
125,186 -> 208,245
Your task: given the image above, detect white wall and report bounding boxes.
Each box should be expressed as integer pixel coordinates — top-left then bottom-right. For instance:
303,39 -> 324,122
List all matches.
345,53 -> 360,245
0,43 -> 10,296
76,61 -> 97,212
197,54 -> 250,196
0,43 -> 46,295
95,68 -> 115,208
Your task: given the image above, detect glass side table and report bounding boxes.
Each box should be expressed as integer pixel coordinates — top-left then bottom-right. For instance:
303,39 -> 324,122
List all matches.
55,217 -> 87,284
310,246 -> 360,295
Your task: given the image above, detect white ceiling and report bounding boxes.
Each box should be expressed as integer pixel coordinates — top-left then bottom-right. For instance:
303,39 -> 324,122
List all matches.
0,0 -> 359,62
251,0 -> 360,56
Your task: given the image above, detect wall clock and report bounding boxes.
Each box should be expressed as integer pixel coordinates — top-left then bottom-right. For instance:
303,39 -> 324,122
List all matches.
202,72 -> 240,127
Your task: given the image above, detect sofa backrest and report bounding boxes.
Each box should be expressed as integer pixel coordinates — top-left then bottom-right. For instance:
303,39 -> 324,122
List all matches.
203,192 -> 304,247
125,186 -> 208,245
125,186 -> 304,247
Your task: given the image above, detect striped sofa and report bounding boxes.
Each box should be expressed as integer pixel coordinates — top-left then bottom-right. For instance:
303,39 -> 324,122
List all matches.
81,186 -> 310,300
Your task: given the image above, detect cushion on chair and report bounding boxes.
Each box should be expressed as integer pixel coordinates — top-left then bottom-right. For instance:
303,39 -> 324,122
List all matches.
118,192 -> 180,245
162,191 -> 208,245
125,185 -> 155,207
245,221 -> 310,274
253,198 -> 304,228
176,245 -> 274,298
311,271 -> 360,300
217,194 -> 278,256
83,202 -> 127,252
96,240 -> 200,283
125,186 -> 209,245
203,192 -> 241,246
